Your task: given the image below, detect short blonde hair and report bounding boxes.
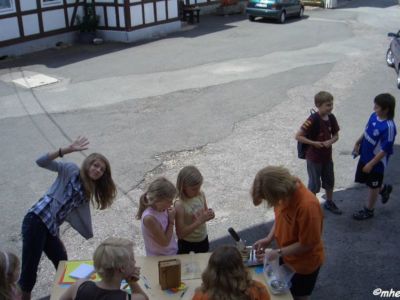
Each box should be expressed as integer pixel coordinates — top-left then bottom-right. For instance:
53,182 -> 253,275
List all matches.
314,91 -> 333,107
176,166 -> 203,201
93,237 -> 134,281
251,166 -> 297,207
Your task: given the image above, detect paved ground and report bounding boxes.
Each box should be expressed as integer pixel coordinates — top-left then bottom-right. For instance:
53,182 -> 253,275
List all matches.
0,0 -> 399,299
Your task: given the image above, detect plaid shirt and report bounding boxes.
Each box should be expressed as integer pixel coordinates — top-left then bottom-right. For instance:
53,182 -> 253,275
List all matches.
29,174 -> 85,236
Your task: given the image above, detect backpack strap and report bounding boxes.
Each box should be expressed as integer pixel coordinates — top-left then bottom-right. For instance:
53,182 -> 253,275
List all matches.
308,112 -> 320,140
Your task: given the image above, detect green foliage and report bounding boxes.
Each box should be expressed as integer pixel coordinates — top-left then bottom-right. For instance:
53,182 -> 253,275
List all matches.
77,3 -> 99,32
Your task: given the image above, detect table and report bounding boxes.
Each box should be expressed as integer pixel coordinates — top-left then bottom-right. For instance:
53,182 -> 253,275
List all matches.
50,253 -> 293,300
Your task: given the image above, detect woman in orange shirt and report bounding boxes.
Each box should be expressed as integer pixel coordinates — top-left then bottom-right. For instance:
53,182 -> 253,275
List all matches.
192,245 -> 270,300
251,166 -> 324,300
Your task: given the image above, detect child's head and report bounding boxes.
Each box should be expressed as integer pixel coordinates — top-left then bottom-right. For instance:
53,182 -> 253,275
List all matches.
251,166 -> 297,207
314,91 -> 334,107
0,251 -> 20,299
199,245 -> 252,298
136,177 -> 177,219
176,166 -> 203,200
93,237 -> 135,281
80,153 -> 117,210
374,93 -> 396,120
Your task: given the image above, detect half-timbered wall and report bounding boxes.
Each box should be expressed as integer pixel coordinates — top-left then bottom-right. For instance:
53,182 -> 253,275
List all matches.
0,0 -> 218,56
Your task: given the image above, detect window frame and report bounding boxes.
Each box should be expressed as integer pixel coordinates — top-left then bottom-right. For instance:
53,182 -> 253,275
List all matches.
0,0 -> 15,14
41,0 -> 63,7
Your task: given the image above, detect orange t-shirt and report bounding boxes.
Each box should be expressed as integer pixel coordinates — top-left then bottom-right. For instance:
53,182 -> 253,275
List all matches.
192,280 -> 270,300
274,181 -> 324,275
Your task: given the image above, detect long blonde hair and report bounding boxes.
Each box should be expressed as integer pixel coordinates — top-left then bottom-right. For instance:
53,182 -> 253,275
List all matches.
200,246 -> 252,300
136,177 -> 177,219
251,166 -> 297,207
93,237 -> 134,281
0,251 -> 20,300
176,166 -> 203,201
80,153 -> 117,210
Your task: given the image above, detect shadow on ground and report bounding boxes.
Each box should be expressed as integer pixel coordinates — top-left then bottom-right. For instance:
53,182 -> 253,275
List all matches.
211,145 -> 400,300
0,14 -> 247,70
338,0 -> 399,9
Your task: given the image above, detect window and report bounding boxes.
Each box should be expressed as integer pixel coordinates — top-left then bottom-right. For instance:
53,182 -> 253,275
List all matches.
0,0 -> 14,13
41,0 -> 62,6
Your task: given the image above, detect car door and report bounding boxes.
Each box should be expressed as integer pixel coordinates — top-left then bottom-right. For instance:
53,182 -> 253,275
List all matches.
394,32 -> 400,70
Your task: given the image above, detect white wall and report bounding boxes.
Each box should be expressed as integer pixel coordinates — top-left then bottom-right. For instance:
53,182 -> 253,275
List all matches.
22,14 -> 40,36
42,9 -> 66,31
106,6 -> 117,26
144,3 -> 154,24
156,1 -> 166,21
0,18 -> 19,41
167,0 -> 178,18
20,0 -> 37,11
131,5 -> 143,26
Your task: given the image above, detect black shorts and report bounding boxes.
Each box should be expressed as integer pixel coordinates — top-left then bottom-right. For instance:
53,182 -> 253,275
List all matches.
177,236 -> 209,254
290,266 -> 321,297
355,161 -> 384,189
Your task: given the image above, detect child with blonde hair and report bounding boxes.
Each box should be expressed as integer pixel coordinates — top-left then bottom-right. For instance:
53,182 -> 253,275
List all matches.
0,251 -> 21,300
192,245 -> 270,300
175,166 -> 215,254
136,177 -> 178,256
60,237 -> 148,300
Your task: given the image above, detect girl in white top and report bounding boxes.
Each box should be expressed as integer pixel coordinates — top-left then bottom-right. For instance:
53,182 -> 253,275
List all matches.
175,166 -> 215,254
136,177 -> 178,256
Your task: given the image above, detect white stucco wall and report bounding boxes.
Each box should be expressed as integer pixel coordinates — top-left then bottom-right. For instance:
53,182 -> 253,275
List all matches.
0,18 -> 19,41
144,3 -> 154,24
22,14 -> 40,36
156,1 -> 166,21
42,9 -> 65,31
167,0 -> 178,18
106,6 -> 117,26
20,0 -> 37,11
131,5 -> 143,26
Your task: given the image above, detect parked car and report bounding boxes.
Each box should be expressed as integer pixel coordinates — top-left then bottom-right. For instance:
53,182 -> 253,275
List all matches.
246,0 -> 304,23
386,30 -> 400,89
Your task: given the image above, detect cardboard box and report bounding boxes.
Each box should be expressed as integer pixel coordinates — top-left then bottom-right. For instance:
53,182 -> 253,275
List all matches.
158,259 -> 181,290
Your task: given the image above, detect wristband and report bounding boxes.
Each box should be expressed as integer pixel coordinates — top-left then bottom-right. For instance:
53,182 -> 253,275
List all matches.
59,148 -> 63,158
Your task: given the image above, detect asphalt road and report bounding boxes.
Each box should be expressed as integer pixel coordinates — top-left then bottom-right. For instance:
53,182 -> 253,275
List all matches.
0,0 -> 399,299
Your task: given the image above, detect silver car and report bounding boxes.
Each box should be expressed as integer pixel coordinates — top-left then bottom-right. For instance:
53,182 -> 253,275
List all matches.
386,31 -> 400,89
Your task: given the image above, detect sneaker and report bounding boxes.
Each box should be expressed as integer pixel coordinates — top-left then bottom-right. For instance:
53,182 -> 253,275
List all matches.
380,184 -> 393,204
353,207 -> 374,220
324,201 -> 342,215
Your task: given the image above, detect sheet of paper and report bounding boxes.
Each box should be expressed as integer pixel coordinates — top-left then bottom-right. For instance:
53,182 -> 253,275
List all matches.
69,263 -> 95,279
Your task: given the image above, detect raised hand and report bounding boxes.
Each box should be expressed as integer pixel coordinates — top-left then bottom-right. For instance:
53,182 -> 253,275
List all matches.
69,136 -> 89,152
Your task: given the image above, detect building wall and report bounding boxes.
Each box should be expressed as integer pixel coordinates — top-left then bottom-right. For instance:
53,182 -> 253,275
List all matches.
0,0 -> 218,56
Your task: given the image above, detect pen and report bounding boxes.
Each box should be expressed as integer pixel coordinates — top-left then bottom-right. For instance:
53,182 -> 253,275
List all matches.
180,287 -> 188,298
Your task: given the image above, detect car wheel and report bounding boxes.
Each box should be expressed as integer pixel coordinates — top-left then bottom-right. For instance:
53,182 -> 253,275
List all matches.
248,15 -> 255,22
298,7 -> 304,18
386,49 -> 395,67
279,11 -> 286,23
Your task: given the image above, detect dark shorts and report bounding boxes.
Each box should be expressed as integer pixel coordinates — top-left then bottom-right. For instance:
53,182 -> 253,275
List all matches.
177,236 -> 209,254
290,266 -> 321,297
306,160 -> 334,193
355,161 -> 384,189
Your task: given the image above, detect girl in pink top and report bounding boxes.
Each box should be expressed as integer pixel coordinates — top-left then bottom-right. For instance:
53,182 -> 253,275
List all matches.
0,251 -> 22,300
136,177 -> 178,256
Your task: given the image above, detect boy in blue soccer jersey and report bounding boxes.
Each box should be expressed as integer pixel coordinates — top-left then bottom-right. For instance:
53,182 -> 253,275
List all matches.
353,93 -> 397,220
